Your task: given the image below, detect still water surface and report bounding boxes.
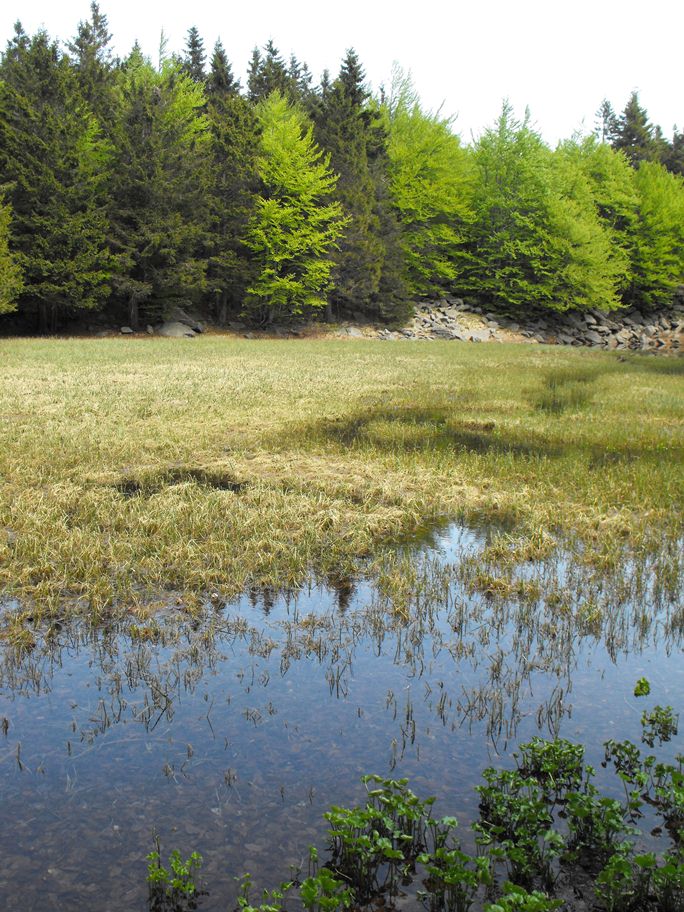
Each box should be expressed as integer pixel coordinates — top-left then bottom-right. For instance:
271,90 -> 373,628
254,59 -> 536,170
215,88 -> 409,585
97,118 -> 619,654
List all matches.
0,524 -> 682,910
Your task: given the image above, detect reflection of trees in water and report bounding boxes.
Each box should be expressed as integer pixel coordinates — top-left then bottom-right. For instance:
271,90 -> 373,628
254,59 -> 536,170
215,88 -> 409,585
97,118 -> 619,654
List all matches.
0,538 -> 682,767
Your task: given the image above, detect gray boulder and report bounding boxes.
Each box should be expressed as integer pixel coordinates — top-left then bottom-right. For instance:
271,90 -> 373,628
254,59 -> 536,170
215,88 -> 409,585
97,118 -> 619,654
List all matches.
167,305 -> 204,333
158,321 -> 197,338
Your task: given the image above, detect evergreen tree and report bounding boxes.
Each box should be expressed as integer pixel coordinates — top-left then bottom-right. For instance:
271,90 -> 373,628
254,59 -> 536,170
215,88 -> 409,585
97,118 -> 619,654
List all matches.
594,99 -> 618,144
204,86 -> 259,323
247,40 -> 289,102
287,53 -> 314,106
626,162 -> 684,308
207,39 -> 239,98
244,91 -> 348,322
613,91 -> 659,167
0,200 -> 23,314
662,128 -> 684,177
107,50 -> 211,328
385,68 -> 473,298
313,50 -> 409,321
182,26 -> 206,83
0,24 -> 113,331
67,2 -> 115,117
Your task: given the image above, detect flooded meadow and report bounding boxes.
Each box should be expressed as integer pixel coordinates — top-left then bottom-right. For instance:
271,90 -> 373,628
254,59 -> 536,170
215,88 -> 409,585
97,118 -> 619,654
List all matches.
1,522 -> 682,910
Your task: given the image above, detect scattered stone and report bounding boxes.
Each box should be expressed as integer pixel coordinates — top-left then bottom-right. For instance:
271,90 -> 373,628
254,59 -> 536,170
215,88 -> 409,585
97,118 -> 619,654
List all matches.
120,326 -> 134,334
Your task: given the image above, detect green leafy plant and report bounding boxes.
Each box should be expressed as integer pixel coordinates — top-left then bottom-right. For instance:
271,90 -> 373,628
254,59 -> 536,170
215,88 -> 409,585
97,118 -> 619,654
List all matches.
418,845 -> 491,912
147,839 -> 203,911
634,678 -> 651,698
483,882 -> 563,911
641,705 -> 679,748
475,769 -> 563,889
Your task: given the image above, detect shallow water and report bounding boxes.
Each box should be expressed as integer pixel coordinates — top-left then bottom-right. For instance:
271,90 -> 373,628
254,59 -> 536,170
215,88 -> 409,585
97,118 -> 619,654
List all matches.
0,523 -> 682,910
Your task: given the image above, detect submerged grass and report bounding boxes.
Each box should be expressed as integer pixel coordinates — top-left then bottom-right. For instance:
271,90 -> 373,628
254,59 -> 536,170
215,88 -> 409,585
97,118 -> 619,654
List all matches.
0,336 -> 682,622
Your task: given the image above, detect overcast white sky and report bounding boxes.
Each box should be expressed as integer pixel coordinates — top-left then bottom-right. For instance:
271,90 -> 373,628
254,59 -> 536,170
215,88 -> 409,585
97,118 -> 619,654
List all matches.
0,0 -> 681,145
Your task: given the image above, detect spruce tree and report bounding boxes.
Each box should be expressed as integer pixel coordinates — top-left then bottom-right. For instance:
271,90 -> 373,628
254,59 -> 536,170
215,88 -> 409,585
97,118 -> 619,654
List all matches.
247,40 -> 289,102
244,92 -> 348,323
107,50 -> 211,328
0,24 -> 113,331
182,26 -> 206,83
662,128 -> 684,177
594,99 -> 618,144
207,39 -> 239,98
67,2 -> 115,118
313,50 -> 409,321
205,61 -> 259,323
613,91 -> 659,167
0,200 -> 23,314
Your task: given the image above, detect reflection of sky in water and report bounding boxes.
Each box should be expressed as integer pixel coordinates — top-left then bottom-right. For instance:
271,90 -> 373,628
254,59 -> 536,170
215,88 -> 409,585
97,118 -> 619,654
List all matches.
0,523 -> 682,911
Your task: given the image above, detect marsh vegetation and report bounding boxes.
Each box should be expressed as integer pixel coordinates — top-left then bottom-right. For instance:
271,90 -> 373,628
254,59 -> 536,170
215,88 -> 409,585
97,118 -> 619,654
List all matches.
0,337 -> 682,909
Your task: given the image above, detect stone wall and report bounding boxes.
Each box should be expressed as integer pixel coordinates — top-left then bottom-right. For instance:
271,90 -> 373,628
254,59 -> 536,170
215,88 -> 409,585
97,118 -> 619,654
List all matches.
372,295 -> 684,351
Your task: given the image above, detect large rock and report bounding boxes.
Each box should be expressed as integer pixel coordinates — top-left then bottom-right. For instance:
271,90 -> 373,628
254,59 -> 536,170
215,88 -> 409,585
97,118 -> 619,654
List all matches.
157,321 -> 197,338
167,305 -> 204,333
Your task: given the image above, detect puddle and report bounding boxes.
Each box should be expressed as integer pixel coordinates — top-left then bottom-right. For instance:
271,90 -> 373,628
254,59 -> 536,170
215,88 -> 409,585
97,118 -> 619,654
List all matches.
0,523 -> 682,910
114,466 -> 246,497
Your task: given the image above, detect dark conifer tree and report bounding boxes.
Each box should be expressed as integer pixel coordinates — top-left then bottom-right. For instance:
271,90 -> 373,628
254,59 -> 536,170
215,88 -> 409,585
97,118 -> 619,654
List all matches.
313,49 -> 408,321
247,40 -> 289,102
246,47 -> 263,102
287,54 -> 314,105
207,38 -> 239,98
107,49 -> 211,328
182,26 -> 206,82
613,91 -> 659,166
662,128 -> 684,177
0,24 -> 113,332
67,2 -> 115,117
595,99 -> 618,144
204,45 -> 259,322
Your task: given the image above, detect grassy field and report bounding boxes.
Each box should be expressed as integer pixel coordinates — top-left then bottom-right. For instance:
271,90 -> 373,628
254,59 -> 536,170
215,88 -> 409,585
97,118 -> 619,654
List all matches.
0,336 -> 682,626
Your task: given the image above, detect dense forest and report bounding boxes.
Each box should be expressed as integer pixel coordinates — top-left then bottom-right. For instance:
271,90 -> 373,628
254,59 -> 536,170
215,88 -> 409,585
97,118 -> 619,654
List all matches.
0,3 -> 683,332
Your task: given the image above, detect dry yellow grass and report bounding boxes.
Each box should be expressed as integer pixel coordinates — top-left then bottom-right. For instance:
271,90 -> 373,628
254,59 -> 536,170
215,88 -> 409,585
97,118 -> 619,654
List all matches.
0,335 -> 682,620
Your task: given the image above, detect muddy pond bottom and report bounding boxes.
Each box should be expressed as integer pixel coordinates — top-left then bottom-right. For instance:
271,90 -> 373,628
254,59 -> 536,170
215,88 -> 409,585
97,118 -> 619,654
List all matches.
0,523 -> 682,911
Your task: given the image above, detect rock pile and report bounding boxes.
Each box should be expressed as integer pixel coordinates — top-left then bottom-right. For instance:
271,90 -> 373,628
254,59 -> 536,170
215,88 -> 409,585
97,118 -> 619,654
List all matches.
374,295 -> 684,351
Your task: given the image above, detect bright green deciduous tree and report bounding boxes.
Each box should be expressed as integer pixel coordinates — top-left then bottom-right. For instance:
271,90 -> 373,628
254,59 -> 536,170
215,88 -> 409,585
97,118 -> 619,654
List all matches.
546,150 -> 627,312
463,105 -> 625,312
554,137 -> 635,304
0,200 -> 23,313
626,161 -> 684,308
244,91 -> 348,323
385,68 -> 474,298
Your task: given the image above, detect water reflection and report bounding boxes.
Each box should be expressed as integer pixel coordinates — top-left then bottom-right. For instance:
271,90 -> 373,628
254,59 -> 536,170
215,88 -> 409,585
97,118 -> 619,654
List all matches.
0,524 -> 682,911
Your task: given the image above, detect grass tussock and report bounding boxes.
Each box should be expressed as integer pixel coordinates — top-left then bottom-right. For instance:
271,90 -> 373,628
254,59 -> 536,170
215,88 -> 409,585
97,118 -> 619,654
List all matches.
0,336 -> 682,620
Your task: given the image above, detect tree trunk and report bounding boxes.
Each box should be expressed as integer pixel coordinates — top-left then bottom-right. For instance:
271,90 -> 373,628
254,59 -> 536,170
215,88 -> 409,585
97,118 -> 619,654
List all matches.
129,296 -> 139,331
217,291 -> 228,326
37,302 -> 48,335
